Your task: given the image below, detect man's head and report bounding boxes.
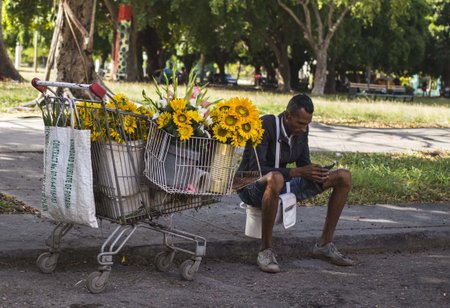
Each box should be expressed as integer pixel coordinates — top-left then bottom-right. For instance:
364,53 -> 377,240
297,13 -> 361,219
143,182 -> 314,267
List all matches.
284,94 -> 314,136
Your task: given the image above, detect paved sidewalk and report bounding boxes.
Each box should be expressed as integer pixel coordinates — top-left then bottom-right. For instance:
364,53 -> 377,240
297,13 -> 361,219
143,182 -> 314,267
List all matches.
1,115 -> 449,153
0,116 -> 449,265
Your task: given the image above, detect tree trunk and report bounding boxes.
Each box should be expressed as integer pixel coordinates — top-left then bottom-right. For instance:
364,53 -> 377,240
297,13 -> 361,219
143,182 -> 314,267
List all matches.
325,55 -> 336,94
126,14 -> 140,81
0,0 -> 23,81
180,53 -> 197,74
139,26 -> 162,78
55,0 -> 95,85
266,35 -> 291,92
311,49 -> 327,96
199,53 -> 206,83
289,59 -> 301,90
217,60 -> 226,84
275,48 -> 291,92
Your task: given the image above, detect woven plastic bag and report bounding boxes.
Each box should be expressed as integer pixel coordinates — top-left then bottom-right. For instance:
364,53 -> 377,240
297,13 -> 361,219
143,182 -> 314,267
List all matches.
41,101 -> 97,228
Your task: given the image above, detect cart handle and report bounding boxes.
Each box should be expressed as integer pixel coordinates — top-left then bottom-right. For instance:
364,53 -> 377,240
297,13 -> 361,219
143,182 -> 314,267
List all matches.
31,78 -> 47,93
89,83 -> 107,99
31,78 -> 107,100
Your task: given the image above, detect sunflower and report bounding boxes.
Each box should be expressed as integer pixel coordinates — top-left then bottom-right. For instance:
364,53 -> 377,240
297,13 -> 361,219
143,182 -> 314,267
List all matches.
170,98 -> 188,111
173,110 -> 191,127
209,97 -> 263,147
178,124 -> 194,141
210,100 -> 234,120
231,131 -> 247,147
137,106 -> 153,117
107,93 -> 138,113
123,115 -> 137,134
212,124 -> 232,143
222,112 -> 241,130
250,125 -> 264,145
90,130 -> 101,142
238,121 -> 253,139
232,97 -> 259,121
157,111 -> 172,129
186,110 -> 203,123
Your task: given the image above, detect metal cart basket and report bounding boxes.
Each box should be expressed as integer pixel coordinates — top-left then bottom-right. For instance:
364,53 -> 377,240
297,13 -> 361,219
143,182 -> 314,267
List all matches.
32,79 -> 239,293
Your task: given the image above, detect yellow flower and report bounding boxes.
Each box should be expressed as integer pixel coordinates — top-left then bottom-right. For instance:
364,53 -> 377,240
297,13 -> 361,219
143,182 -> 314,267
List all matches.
106,93 -> 139,114
178,124 -> 194,141
209,96 -> 263,147
238,121 -> 253,139
235,104 -> 250,118
91,130 -> 101,142
173,110 -> 191,126
123,115 -> 137,134
231,132 -> 247,147
222,112 -> 241,130
157,112 -> 172,129
137,105 -> 153,117
170,98 -> 188,111
250,125 -> 264,145
212,124 -> 232,143
232,97 -> 259,121
218,100 -> 234,111
187,110 -> 203,123
109,128 -> 124,144
210,100 -> 232,120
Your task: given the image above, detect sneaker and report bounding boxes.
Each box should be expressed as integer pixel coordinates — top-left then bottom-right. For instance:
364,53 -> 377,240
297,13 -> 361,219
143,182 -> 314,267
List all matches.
312,242 -> 356,266
257,248 -> 281,273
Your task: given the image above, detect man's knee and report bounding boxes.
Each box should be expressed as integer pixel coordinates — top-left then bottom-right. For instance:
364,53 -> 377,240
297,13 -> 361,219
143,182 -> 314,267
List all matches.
265,171 -> 285,192
336,169 -> 351,189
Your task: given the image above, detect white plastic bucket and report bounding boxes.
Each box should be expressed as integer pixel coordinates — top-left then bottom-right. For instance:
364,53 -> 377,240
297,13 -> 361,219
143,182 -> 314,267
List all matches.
241,203 -> 262,239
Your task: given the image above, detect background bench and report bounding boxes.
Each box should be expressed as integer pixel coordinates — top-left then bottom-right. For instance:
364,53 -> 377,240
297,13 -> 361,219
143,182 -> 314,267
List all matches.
348,82 -> 414,101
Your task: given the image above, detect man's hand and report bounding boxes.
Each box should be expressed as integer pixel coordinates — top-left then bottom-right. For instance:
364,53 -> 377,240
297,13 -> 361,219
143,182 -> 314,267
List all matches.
290,164 -> 330,183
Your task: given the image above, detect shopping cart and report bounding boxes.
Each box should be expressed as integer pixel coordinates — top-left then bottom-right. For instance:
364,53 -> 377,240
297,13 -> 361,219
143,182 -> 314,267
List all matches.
31,79 -> 241,293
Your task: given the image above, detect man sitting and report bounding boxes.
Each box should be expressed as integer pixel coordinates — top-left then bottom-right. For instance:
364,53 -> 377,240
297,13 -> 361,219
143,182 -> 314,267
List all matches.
237,94 -> 355,273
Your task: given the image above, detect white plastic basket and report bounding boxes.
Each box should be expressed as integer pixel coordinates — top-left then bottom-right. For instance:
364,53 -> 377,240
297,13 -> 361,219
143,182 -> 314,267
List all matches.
144,121 -> 242,195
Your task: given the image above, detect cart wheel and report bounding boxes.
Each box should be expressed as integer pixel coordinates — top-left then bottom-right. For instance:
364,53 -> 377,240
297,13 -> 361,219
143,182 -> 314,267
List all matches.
155,251 -> 173,272
179,259 -> 196,281
86,271 -> 109,294
36,252 -> 59,273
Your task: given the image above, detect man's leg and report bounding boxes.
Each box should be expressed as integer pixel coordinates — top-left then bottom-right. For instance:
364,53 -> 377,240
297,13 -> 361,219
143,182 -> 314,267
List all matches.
260,171 -> 285,250
320,169 -> 352,246
257,171 -> 284,273
320,168 -> 352,245
313,168 -> 355,266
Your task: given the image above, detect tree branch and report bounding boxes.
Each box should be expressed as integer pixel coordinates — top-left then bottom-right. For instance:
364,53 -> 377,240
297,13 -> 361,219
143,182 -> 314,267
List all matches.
102,0 -> 117,31
310,0 -> 323,44
277,0 -> 317,51
62,1 -> 89,39
87,0 -> 97,51
327,1 -> 335,31
44,0 -> 64,81
324,6 -> 350,46
278,0 -> 306,30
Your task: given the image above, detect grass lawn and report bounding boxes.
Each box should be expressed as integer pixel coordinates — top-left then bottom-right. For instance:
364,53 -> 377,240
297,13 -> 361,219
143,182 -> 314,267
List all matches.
2,68 -> 450,128
309,151 -> 449,206
0,68 -> 448,206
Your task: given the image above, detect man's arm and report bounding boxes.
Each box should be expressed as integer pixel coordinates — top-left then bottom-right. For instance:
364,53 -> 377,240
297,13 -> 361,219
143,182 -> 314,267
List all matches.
289,134 -> 329,183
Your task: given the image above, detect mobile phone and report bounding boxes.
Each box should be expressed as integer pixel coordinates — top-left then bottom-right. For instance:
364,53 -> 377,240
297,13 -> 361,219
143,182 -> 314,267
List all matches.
323,162 -> 336,170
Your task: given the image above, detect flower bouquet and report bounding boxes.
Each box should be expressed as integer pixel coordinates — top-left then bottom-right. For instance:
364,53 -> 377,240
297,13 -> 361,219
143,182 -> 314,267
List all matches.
207,97 -> 264,193
142,71 -> 213,142
77,93 -> 153,144
209,97 -> 264,147
143,70 -> 219,191
143,70 -> 264,195
77,93 -> 154,197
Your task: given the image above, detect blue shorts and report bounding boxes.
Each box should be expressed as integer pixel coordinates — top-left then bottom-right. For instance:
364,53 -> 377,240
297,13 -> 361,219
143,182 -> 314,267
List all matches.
237,177 -> 324,208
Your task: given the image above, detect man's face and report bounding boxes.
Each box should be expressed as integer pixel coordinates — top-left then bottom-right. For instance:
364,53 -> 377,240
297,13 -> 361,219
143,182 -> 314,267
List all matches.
285,107 -> 313,136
